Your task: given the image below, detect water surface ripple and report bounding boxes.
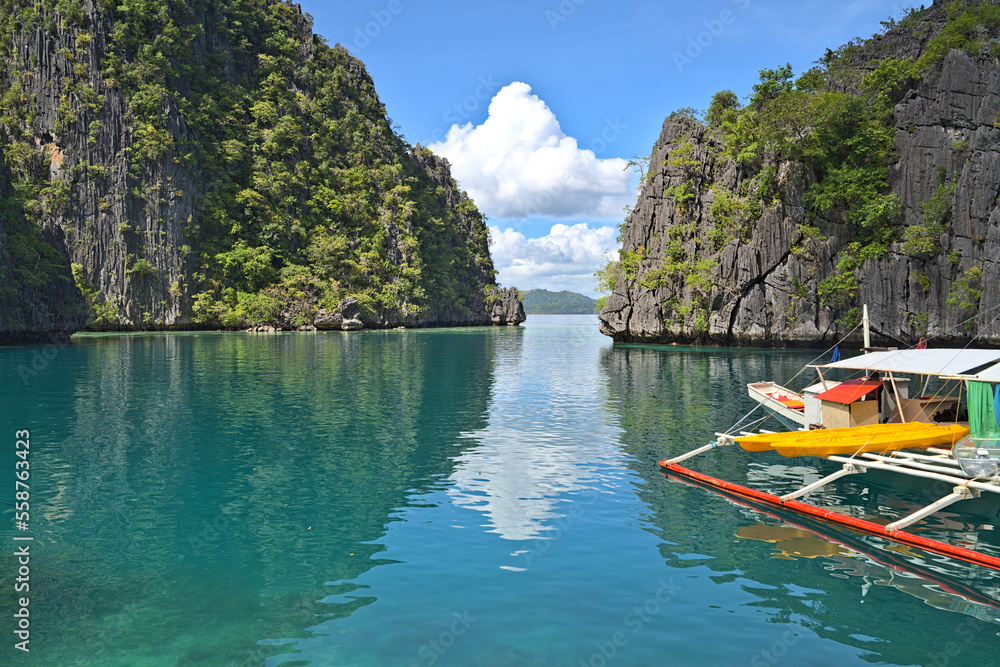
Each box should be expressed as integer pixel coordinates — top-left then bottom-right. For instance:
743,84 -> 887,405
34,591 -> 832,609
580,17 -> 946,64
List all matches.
1,316 -> 999,665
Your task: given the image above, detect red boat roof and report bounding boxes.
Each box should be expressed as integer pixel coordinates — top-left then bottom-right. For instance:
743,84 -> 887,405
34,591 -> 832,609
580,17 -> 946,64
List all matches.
814,380 -> 882,404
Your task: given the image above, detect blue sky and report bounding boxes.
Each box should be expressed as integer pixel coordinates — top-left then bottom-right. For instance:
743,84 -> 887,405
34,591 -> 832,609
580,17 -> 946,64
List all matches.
301,0 -> 922,296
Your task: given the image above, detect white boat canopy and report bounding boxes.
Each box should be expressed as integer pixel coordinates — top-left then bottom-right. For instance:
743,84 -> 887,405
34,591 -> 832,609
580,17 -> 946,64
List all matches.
813,348 -> 1000,377
967,362 -> 1000,383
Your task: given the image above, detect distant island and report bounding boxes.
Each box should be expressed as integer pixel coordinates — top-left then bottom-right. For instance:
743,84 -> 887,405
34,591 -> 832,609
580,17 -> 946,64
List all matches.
520,290 -> 597,314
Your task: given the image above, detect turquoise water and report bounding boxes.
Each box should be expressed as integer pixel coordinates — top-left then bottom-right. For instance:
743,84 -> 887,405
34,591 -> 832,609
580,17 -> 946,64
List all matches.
2,315 -> 1000,666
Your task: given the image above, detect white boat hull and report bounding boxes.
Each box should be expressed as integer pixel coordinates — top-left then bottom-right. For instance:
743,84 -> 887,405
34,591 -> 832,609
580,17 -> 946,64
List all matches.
747,381 -> 807,428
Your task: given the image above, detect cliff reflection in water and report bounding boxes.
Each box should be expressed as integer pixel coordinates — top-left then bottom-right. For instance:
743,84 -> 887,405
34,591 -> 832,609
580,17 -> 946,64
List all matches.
599,344 -> 1000,663
10,330 -> 504,665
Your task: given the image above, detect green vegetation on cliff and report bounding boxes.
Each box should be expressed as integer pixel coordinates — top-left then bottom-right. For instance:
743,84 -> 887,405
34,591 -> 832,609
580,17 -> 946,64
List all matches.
601,1 -> 1000,333
597,0 -> 1000,346
0,0 -> 501,331
0,158 -> 85,338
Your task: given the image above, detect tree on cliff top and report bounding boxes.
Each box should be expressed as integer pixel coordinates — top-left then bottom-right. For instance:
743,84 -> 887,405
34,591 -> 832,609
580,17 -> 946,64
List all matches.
0,0 -> 501,330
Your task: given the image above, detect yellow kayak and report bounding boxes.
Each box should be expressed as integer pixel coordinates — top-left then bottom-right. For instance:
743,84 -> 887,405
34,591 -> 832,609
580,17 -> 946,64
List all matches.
736,422 -> 969,457
736,422 -> 937,452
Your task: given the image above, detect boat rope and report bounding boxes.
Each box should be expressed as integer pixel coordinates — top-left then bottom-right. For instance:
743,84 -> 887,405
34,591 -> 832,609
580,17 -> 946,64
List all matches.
835,304 -> 1000,390
829,306 -> 1000,412
704,389 -> 771,433
711,321 -> 866,436
922,299 -> 1000,347
903,308 -> 1000,419
798,320 -> 865,381
722,405 -> 771,437
865,322 -> 912,349
967,306 -> 1000,348
665,306 -> 1000,572
714,303 -> 1000,436
842,433 -> 880,461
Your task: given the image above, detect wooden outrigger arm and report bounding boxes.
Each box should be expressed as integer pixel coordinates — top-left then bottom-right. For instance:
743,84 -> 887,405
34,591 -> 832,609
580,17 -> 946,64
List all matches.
660,457 -> 1000,571
885,486 -> 980,532
778,462 -> 867,502
659,438 -> 1000,570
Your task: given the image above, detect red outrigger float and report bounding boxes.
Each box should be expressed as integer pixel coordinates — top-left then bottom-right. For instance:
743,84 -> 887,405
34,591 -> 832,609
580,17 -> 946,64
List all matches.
659,460 -> 1000,571
659,465 -> 1000,615
660,311 -> 1000,572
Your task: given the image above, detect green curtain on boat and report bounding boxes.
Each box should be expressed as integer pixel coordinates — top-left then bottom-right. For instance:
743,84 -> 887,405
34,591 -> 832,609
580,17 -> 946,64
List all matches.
967,381 -> 1000,437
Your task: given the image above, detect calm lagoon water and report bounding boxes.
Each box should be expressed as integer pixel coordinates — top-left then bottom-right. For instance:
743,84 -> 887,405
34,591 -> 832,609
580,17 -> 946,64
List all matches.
2,314 -> 1000,666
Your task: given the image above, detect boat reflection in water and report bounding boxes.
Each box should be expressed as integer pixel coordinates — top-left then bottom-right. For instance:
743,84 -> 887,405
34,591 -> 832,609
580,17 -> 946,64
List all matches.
734,520 -> 1000,623
681,471 -> 1000,625
736,524 -> 852,560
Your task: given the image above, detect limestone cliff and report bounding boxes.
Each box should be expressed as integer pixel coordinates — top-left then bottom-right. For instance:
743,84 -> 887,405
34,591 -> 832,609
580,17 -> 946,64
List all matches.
0,156 -> 86,342
600,1 -> 1000,347
0,0 -> 523,339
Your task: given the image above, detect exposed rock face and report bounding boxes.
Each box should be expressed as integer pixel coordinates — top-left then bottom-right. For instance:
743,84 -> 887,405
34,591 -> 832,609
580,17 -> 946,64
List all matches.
880,48 -> 1000,343
0,159 -> 86,342
0,1 -> 518,339
2,2 -> 196,329
336,296 -> 363,330
599,122 -> 836,345
313,310 -> 343,330
489,287 -> 527,325
339,297 -> 361,321
601,6 -> 1000,347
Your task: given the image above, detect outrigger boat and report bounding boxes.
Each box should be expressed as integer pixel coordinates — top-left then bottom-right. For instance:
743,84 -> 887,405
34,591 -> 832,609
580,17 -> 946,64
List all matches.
660,309 -> 1000,571
746,381 -> 808,428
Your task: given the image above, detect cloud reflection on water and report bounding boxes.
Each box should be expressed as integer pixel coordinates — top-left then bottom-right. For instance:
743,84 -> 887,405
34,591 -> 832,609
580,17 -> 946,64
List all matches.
446,316 -> 623,541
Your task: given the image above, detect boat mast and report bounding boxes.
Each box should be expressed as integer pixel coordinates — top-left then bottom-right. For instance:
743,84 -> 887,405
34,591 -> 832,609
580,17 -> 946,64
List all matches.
863,304 -> 871,352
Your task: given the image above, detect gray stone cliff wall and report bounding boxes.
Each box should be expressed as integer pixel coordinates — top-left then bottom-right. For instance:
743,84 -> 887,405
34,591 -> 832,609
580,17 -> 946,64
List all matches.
601,13 -> 1000,348
0,159 -> 86,342
0,0 -> 522,338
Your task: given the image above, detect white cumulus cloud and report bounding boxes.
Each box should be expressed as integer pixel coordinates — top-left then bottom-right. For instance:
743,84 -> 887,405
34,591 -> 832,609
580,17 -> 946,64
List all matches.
489,223 -> 617,296
429,82 -> 634,219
